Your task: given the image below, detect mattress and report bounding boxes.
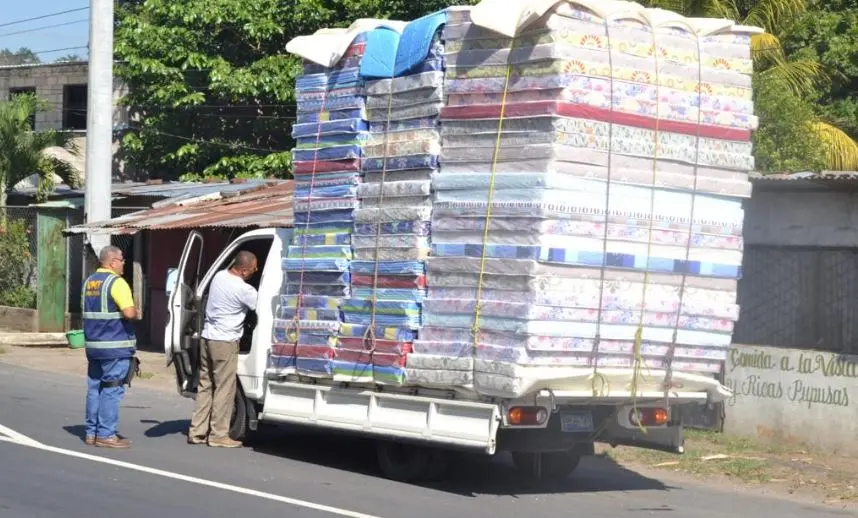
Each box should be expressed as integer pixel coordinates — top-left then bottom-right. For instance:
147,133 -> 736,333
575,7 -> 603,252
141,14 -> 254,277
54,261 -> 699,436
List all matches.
440,101 -> 750,142
366,87 -> 445,109
366,71 -> 444,95
292,119 -> 368,138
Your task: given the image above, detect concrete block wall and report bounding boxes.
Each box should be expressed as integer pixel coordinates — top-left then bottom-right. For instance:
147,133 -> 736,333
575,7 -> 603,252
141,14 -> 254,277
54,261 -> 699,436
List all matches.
0,62 -> 136,180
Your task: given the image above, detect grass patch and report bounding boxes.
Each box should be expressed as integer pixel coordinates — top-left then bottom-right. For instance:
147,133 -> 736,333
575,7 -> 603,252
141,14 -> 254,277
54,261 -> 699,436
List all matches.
602,429 -> 858,501
137,371 -> 155,380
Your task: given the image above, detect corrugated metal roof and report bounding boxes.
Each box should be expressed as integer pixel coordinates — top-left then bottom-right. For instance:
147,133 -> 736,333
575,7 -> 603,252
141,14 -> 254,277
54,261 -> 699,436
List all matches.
111,179 -> 286,199
13,180 -> 286,200
64,181 -> 295,235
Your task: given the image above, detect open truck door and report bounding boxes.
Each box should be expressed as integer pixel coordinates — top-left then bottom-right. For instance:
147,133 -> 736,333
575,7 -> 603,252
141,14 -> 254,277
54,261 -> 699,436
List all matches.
165,231 -> 204,398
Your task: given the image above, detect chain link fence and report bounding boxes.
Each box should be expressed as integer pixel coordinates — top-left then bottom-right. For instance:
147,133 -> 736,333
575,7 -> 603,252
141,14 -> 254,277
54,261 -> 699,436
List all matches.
734,245 -> 858,355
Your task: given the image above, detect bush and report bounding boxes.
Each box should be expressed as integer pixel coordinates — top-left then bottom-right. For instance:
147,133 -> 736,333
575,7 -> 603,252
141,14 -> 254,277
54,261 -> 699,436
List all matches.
0,286 -> 36,309
0,219 -> 36,309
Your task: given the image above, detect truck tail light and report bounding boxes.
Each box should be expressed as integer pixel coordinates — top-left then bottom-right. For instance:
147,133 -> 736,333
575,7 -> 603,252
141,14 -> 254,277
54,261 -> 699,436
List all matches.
629,407 -> 669,427
508,406 -> 549,426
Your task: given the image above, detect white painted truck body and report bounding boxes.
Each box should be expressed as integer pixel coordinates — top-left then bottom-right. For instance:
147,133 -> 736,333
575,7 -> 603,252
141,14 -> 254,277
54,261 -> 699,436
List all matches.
165,228 -> 730,476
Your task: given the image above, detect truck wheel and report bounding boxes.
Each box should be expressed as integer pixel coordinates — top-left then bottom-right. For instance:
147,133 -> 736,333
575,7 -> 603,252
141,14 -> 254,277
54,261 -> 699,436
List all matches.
512,450 -> 582,480
229,382 -> 248,442
424,449 -> 451,481
376,441 -> 434,482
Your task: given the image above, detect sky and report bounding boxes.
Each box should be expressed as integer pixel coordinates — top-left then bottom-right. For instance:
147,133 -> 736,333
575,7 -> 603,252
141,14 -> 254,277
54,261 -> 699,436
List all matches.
2,1 -> 90,61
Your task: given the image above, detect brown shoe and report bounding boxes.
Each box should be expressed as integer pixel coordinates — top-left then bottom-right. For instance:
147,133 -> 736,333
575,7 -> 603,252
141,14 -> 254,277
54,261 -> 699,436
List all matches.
95,436 -> 131,449
187,436 -> 207,445
84,436 -> 96,446
208,437 -> 242,448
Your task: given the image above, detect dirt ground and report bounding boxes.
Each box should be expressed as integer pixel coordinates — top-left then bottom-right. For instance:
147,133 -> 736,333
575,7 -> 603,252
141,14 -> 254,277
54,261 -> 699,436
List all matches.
0,344 -> 176,392
599,432 -> 858,510
1,343 -> 856,509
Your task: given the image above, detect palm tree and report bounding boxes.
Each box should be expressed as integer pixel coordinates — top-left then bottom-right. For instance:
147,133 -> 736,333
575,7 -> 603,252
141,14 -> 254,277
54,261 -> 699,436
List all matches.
0,93 -> 81,221
645,0 -> 858,170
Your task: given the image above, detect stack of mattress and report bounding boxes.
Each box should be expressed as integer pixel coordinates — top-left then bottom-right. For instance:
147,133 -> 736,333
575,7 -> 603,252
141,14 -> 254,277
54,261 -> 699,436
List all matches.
268,34 -> 369,378
417,3 -> 754,397
281,2 -> 758,401
339,17 -> 447,385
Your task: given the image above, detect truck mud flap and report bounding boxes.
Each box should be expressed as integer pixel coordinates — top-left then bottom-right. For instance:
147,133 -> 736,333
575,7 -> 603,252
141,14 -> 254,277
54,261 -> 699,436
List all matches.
597,421 -> 685,454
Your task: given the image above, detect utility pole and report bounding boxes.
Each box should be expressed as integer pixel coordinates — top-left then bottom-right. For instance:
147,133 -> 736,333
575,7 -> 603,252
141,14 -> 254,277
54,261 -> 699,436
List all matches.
83,0 -> 114,257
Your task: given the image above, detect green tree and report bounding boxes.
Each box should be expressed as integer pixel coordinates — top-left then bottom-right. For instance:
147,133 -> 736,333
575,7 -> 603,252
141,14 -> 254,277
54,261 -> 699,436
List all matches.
114,0 -> 474,181
0,94 -> 81,212
54,54 -> 84,63
0,48 -> 40,66
781,0 -> 858,168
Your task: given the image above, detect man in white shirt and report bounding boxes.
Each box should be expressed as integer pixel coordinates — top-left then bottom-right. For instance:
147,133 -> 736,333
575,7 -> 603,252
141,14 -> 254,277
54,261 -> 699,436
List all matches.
188,251 -> 259,448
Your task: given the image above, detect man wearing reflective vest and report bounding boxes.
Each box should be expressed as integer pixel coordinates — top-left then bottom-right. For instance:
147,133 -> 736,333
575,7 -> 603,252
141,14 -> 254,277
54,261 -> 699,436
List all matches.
82,245 -> 138,449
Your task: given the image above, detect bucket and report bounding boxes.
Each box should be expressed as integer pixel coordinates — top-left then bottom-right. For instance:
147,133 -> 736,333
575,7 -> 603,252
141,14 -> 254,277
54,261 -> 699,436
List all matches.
65,330 -> 85,349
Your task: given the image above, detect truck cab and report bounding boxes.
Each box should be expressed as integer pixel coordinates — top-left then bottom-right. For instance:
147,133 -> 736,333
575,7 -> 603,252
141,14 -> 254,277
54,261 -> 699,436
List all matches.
165,228 -> 285,438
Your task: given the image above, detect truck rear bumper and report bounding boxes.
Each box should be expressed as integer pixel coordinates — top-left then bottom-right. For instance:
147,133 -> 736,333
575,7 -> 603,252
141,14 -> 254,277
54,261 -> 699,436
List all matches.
497,405 -> 684,455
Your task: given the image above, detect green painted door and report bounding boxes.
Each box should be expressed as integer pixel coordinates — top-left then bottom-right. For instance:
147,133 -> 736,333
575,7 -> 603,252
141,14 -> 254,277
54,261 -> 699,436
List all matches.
37,209 -> 67,332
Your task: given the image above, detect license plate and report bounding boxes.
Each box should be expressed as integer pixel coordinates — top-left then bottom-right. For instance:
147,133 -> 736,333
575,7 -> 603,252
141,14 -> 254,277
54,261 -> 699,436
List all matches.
560,411 -> 594,433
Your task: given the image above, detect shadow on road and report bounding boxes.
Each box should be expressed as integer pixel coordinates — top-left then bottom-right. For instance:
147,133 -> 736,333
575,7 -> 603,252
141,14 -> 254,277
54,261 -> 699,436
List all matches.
247,425 -> 673,498
62,425 -> 87,442
141,419 -> 191,438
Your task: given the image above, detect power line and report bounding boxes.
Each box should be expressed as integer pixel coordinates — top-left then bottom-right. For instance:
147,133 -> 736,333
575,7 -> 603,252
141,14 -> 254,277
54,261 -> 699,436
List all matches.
0,6 -> 90,29
0,19 -> 89,39
30,46 -> 89,55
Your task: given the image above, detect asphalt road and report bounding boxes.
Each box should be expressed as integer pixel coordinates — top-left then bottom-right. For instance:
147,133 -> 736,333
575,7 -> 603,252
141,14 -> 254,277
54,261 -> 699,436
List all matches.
0,361 -> 852,518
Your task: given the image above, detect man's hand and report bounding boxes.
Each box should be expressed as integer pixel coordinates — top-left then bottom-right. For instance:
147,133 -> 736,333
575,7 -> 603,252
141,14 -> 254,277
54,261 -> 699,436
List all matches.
121,307 -> 139,320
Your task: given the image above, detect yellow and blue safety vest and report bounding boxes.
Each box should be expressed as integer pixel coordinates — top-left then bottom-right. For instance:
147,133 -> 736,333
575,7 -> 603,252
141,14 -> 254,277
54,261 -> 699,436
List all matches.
82,271 -> 136,360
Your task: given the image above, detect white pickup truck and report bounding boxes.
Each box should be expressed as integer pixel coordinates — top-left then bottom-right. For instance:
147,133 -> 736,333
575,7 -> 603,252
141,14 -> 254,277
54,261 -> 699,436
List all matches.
166,228 -> 725,482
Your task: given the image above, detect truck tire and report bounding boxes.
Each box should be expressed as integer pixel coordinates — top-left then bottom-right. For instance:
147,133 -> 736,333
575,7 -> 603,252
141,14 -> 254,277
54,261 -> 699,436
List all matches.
229,382 -> 248,442
376,441 -> 434,482
512,450 -> 582,480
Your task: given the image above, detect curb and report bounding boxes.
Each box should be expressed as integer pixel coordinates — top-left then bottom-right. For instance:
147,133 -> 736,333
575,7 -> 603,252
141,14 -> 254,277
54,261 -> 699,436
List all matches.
0,333 -> 70,348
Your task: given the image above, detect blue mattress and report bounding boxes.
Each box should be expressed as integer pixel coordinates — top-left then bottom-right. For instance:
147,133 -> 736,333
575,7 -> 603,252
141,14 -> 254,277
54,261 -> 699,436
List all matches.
362,154 -> 439,172
351,288 -> 426,301
295,133 -> 368,147
297,108 -> 366,124
295,68 -> 362,90
286,245 -> 352,259
294,173 -> 361,188
282,258 -> 351,272
285,270 -> 351,286
294,223 -> 354,236
267,355 -> 297,370
339,324 -> 416,341
294,209 -> 356,225
297,96 -> 365,114
280,295 -> 343,309
292,119 -> 368,138
291,233 -> 352,246
350,260 -> 425,275
295,184 -> 358,199
292,144 -> 363,162
283,284 -> 351,297
272,328 -> 337,346
342,313 -> 421,329
296,358 -> 333,376
277,307 -> 341,321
